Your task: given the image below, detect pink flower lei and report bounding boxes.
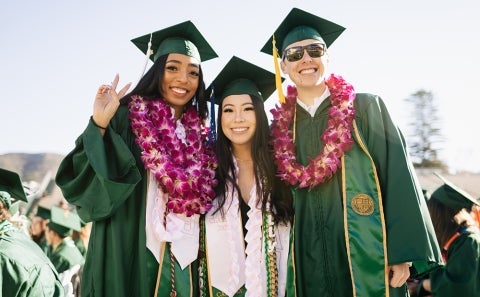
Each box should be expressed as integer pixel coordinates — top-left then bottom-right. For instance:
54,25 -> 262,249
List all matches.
129,95 -> 217,216
270,74 -> 356,189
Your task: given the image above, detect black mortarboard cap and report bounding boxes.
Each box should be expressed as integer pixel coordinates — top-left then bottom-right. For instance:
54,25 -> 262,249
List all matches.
131,20 -> 218,62
260,7 -> 346,55
206,56 -> 282,103
0,168 -> 28,202
35,205 -> 51,220
431,173 -> 480,211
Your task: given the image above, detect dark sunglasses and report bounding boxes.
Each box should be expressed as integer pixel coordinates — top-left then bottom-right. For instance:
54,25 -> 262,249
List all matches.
282,43 -> 326,62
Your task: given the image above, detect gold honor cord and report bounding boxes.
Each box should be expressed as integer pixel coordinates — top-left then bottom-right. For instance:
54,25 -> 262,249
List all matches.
272,35 -> 286,104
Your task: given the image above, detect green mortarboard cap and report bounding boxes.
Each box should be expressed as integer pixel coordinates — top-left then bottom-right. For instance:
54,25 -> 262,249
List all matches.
206,56 -> 283,103
35,205 -> 51,220
431,173 -> 480,211
48,206 -> 81,237
131,20 -> 218,62
260,7 -> 346,55
0,168 -> 28,202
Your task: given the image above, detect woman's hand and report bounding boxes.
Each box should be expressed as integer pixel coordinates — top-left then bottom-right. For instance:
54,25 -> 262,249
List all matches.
93,74 -> 131,129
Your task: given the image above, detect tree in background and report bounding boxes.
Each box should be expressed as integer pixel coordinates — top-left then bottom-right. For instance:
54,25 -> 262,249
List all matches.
404,89 -> 446,169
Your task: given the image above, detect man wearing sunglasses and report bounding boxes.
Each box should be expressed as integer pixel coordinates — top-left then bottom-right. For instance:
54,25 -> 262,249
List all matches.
261,7 -> 443,297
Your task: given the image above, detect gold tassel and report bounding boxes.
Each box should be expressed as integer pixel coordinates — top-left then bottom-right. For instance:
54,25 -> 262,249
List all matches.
272,35 -> 285,104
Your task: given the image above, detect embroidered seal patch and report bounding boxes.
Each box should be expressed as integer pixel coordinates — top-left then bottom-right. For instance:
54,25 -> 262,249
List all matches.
351,194 -> 374,215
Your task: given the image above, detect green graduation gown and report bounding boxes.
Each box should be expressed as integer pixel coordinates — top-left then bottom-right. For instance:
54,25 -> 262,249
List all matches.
48,237 -> 85,274
0,220 -> 64,297
287,93 -> 442,297
428,230 -> 480,296
56,105 -> 199,297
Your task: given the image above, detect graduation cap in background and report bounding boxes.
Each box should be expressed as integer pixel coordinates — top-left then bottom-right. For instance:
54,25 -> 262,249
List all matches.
48,206 -> 81,237
35,205 -> 51,220
431,173 -> 480,211
131,20 -> 218,63
0,168 -> 28,204
259,7 -> 345,104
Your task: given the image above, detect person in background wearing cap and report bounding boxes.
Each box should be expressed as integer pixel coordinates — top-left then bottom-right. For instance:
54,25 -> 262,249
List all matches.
199,56 -> 293,297
45,205 -> 84,274
71,219 -> 91,259
412,175 -> 480,296
260,7 -> 443,297
56,21 -> 218,297
30,204 -> 51,253
0,169 -> 64,297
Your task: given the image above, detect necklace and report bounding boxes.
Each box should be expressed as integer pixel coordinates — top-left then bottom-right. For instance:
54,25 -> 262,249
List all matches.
270,74 -> 356,189
129,95 -> 218,216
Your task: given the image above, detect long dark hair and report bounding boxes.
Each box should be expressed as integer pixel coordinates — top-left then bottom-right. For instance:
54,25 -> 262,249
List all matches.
214,94 -> 293,224
120,54 -> 208,120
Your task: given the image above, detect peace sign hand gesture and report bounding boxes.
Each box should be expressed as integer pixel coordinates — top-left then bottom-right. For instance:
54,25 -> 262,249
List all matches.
93,74 -> 131,130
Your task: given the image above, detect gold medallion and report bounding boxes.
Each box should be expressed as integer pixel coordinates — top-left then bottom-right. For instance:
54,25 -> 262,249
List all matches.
351,194 -> 375,215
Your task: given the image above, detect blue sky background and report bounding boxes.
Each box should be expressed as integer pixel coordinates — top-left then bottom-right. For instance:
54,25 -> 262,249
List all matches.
1,0 -> 479,173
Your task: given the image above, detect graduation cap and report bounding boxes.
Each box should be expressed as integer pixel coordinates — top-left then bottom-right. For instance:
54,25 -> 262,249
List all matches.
259,8 -> 345,104
260,7 -> 346,56
35,205 -> 51,220
48,206 -> 81,237
206,56 -> 282,103
0,168 -> 28,203
431,173 -> 480,211
131,20 -> 218,63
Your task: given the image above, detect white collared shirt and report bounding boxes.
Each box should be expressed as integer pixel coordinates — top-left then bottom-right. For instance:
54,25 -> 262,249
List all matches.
297,87 -> 331,117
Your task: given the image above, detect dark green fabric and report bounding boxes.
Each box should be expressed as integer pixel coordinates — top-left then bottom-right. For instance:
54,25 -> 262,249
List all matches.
343,134 -> 387,295
429,231 -> 480,296
55,105 -> 198,297
286,93 -> 442,297
146,244 -> 199,296
211,286 -> 246,296
0,221 -> 64,297
48,237 -> 84,274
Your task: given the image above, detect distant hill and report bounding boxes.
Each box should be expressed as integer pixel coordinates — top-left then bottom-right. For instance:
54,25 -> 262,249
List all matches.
0,153 -> 67,208
0,153 -> 65,183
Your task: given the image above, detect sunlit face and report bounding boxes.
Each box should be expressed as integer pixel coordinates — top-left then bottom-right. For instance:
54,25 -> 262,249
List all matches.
30,216 -> 46,236
221,94 -> 256,148
280,38 -> 329,89
161,53 -> 200,118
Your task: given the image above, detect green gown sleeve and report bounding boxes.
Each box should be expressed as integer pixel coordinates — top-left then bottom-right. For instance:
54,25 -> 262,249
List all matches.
56,109 -> 142,221
1,229 -> 64,297
355,94 -> 443,276
429,233 -> 480,296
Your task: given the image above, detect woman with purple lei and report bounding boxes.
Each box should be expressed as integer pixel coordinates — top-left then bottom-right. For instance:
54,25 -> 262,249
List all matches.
56,21 -> 218,297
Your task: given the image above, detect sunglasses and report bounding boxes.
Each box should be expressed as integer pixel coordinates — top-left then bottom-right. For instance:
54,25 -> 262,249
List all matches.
282,43 -> 326,62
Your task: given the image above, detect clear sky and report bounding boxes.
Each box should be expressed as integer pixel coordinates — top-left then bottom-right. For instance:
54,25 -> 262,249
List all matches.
1,0 -> 479,173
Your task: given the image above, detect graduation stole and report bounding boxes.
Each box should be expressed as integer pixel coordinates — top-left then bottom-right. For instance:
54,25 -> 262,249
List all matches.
341,120 -> 389,297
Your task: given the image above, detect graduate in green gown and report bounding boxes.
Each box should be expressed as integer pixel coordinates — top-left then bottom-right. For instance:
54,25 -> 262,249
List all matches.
199,56 -> 293,297
30,205 -> 51,254
45,205 -> 85,274
0,169 -> 64,297
260,7 -> 443,297
55,21 -> 218,297
414,175 -> 480,296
